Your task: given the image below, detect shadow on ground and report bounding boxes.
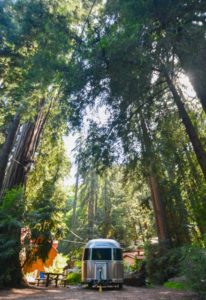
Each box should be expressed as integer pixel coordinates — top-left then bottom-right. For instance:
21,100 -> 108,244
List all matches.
0,285 -> 199,300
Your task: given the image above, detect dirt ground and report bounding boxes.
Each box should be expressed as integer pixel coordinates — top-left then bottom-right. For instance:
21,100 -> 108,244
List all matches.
0,285 -> 201,300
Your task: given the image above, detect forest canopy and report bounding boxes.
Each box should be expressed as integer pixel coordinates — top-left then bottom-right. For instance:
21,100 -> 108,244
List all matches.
0,0 -> 206,292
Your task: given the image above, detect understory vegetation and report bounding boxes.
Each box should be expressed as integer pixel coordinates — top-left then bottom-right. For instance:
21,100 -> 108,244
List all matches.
0,0 -> 206,295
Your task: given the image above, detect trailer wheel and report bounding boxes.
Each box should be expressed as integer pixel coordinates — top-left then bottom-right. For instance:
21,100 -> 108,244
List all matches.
118,283 -> 123,289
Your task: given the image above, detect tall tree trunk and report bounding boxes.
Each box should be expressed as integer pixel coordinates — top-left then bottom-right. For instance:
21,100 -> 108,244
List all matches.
141,117 -> 170,244
163,151 -> 191,245
148,174 -> 170,244
88,170 -> 95,239
1,104 -> 46,194
138,220 -> 145,244
94,190 -> 98,220
88,198 -> 94,239
102,175 -> 110,238
164,69 -> 206,179
182,148 -> 206,237
71,162 -> 79,228
183,146 -> 202,187
0,114 -> 20,192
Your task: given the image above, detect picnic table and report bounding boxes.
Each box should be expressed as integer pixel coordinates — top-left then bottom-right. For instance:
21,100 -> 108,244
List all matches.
36,272 -> 66,287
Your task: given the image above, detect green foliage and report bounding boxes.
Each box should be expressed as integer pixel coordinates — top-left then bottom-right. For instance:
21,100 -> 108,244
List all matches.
71,0 -> 206,248
25,130 -> 69,262
0,187 -> 24,287
181,246 -> 206,295
61,161 -> 154,256
145,244 -> 182,284
131,258 -> 142,272
1,187 -> 24,215
46,253 -> 68,274
1,0 -> 206,289
163,281 -> 187,291
67,272 -> 81,285
146,243 -> 206,295
74,260 -> 82,268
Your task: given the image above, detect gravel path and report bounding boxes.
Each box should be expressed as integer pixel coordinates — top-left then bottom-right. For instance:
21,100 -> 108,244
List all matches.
0,286 -> 200,300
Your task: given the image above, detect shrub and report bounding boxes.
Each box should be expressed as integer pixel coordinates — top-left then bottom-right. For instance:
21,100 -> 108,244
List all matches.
74,260 -> 81,268
145,243 -> 182,284
67,272 -> 81,285
45,253 -> 68,274
131,257 -> 142,272
181,246 -> 206,295
0,187 -> 25,287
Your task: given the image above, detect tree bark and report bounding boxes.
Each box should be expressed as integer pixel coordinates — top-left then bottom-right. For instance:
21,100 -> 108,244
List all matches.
0,114 -> 20,192
88,170 -> 95,239
71,162 -> 79,228
94,190 -> 98,220
102,175 -> 111,238
140,117 -> 170,244
1,104 -> 46,193
164,69 -> 206,180
138,220 -> 145,244
148,174 -> 170,244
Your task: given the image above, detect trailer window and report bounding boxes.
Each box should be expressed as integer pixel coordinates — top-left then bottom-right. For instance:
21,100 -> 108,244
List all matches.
92,248 -> 111,260
113,248 -> 122,260
83,248 -> 90,260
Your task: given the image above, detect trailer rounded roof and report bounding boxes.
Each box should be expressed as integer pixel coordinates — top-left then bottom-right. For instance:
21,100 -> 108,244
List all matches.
85,239 -> 121,249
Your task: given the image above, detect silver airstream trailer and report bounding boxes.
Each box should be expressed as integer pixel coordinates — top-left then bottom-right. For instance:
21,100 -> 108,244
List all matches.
81,238 -> 124,288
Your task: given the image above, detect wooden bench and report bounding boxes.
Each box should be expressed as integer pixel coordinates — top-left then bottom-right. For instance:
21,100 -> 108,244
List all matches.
36,272 -> 66,287
36,277 -> 46,286
36,272 -> 46,286
57,275 -> 67,287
